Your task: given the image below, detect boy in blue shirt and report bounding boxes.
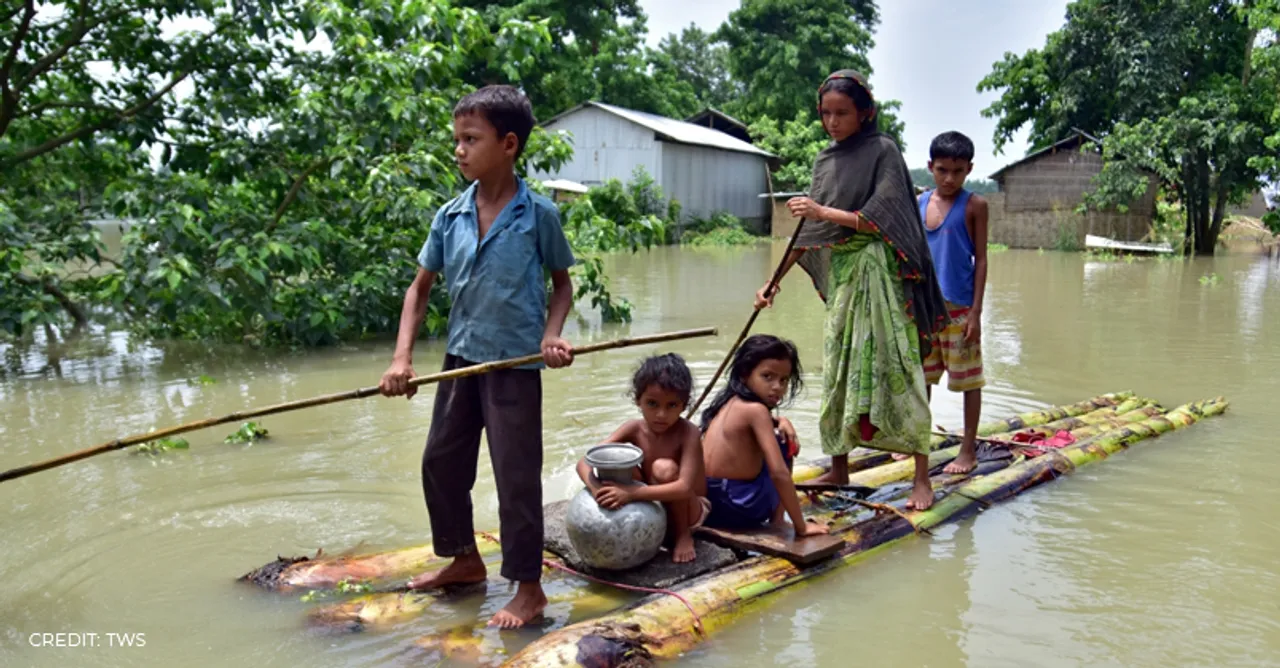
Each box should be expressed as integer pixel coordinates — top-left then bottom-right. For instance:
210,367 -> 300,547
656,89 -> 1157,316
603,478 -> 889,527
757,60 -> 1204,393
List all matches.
917,131 -> 989,474
378,85 -> 576,629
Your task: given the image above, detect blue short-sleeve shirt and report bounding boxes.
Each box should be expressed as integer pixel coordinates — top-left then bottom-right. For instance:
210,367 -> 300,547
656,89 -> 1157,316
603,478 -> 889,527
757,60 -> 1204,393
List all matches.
417,177 -> 575,368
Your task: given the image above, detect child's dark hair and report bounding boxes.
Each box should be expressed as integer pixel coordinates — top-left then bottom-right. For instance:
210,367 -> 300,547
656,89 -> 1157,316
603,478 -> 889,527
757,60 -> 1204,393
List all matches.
453,85 -> 535,158
929,131 -> 975,162
698,334 -> 803,432
819,77 -> 874,112
631,353 -> 693,406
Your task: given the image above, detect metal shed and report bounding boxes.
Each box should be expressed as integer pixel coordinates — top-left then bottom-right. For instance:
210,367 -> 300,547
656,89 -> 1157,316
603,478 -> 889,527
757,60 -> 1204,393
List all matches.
531,101 -> 776,232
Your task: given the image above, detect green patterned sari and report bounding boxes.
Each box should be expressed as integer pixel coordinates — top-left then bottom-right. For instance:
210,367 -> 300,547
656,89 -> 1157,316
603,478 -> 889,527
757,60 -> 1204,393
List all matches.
819,233 -> 932,456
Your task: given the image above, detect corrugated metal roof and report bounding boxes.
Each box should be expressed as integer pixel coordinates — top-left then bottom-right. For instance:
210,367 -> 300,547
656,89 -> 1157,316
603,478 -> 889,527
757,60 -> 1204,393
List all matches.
988,128 -> 1102,182
544,101 -> 775,159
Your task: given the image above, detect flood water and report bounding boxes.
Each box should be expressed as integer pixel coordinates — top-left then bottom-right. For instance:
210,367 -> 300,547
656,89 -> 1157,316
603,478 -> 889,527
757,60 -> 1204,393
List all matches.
2,244 -> 1278,667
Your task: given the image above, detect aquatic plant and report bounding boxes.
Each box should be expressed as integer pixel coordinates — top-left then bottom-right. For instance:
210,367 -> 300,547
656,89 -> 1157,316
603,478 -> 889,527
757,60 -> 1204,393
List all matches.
225,422 -> 269,445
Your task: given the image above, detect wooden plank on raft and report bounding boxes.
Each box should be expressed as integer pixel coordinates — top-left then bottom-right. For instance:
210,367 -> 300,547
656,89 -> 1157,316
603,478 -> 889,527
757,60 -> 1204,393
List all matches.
693,525 -> 843,565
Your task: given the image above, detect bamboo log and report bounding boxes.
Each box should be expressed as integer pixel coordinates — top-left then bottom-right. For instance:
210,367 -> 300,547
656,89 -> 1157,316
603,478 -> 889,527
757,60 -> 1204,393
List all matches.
845,403 -> 1163,489
794,391 -> 1136,479
0,328 -> 719,484
503,399 -> 1225,667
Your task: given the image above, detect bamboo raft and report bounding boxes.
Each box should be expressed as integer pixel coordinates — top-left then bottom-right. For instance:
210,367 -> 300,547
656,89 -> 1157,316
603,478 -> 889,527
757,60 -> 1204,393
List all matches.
240,391 -> 1226,666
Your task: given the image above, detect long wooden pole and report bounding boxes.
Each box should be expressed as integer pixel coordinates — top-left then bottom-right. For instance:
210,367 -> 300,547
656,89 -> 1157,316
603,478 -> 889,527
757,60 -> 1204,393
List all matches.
0,327 -> 718,484
686,218 -> 807,418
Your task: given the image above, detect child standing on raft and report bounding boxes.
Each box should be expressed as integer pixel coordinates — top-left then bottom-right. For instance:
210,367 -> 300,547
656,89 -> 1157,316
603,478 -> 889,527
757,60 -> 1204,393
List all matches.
918,131 -> 990,474
378,85 -> 576,628
754,70 -> 950,510
577,353 -> 708,563
699,335 -> 828,535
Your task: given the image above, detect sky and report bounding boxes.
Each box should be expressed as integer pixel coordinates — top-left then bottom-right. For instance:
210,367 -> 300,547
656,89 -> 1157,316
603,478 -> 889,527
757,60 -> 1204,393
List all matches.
638,0 -> 1074,176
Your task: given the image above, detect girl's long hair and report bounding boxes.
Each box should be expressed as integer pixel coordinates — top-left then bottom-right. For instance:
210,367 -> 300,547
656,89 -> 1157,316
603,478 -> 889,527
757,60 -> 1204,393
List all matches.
698,334 -> 804,433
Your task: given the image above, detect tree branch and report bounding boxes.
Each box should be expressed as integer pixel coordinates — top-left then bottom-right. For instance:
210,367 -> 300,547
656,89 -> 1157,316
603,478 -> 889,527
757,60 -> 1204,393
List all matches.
0,0 -> 37,137
13,5 -> 130,95
3,70 -> 191,167
3,16 -> 238,168
15,274 -> 88,327
270,159 -> 330,229
17,100 -> 121,118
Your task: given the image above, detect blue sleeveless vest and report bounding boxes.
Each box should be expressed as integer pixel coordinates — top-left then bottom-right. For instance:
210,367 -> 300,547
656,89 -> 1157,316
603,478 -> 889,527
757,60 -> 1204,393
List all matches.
919,189 -> 975,307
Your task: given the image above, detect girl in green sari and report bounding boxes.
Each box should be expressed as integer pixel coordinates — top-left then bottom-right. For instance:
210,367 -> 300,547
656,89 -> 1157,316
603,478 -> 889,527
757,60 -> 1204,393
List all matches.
754,70 -> 949,510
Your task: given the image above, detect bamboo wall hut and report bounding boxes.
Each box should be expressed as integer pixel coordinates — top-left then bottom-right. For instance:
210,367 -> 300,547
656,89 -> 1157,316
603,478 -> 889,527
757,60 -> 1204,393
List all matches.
987,129 -> 1156,249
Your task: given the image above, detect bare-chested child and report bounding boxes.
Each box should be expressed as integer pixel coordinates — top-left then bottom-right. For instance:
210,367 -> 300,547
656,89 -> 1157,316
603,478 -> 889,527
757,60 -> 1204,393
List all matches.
576,353 -> 708,563
699,335 -> 829,537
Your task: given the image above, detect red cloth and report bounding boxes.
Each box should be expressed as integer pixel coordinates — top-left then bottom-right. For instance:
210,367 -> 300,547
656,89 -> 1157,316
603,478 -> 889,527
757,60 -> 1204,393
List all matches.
1009,429 -> 1076,456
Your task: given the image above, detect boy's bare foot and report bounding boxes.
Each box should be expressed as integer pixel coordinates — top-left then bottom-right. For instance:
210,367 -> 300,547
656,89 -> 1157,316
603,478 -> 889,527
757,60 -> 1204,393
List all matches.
672,532 -> 696,563
943,443 -> 977,474
891,453 -> 909,461
905,479 -> 935,510
488,582 -> 547,629
407,553 -> 486,590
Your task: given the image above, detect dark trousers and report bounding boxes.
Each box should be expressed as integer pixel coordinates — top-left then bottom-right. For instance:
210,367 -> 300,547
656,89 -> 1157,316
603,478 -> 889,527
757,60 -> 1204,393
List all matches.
422,355 -> 543,582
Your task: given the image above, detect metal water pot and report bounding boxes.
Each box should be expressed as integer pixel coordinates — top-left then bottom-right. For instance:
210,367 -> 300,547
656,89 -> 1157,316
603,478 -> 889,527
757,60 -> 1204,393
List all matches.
564,444 -> 667,571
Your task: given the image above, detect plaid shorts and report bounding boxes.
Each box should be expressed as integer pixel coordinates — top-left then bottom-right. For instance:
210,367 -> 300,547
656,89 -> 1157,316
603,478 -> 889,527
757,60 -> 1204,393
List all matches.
923,302 -> 986,392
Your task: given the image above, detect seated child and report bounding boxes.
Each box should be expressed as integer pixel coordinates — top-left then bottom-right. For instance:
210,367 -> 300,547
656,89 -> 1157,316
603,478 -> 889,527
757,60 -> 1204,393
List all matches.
576,353 -> 709,563
699,334 -> 828,537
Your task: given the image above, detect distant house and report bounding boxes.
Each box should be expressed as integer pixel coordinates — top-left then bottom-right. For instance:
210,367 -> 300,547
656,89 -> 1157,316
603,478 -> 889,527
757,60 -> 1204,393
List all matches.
531,101 -> 776,232
987,129 -> 1156,248
684,108 -> 753,145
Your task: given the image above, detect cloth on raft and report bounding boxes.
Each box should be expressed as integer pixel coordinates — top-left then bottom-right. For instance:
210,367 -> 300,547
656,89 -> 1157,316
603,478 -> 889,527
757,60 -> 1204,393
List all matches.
1008,429 -> 1077,457
703,430 -> 793,530
793,125 -> 946,458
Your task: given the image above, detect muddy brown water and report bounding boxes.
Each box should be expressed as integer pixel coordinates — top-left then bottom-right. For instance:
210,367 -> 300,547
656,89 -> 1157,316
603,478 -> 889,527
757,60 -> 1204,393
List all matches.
2,244 -> 1278,667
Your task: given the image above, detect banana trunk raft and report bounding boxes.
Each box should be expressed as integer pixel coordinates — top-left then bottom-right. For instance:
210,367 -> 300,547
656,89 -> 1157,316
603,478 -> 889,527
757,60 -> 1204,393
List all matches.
237,392 -> 1226,666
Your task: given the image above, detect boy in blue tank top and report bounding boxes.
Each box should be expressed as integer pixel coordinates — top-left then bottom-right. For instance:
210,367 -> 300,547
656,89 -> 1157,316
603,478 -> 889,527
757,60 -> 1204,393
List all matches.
917,131 -> 989,474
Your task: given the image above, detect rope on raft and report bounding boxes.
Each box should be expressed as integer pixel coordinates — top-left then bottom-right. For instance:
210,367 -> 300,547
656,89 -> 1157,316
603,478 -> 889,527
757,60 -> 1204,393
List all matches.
474,531 -> 706,637
812,492 -> 933,536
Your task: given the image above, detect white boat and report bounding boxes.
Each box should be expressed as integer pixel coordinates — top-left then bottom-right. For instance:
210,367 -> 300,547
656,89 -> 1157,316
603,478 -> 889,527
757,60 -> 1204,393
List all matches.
1084,234 -> 1174,254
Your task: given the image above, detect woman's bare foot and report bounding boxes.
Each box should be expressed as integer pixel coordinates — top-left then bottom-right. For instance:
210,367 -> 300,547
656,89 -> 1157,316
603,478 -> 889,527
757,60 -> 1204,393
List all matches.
942,442 -> 977,474
407,552 -> 486,590
904,453 -> 934,510
891,453 -> 909,461
905,479 -> 935,510
810,454 -> 850,485
672,532 -> 697,563
488,582 -> 547,629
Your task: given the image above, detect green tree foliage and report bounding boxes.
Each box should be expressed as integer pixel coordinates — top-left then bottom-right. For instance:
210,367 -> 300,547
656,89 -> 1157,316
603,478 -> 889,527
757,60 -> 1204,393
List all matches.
455,1 -> 693,120
0,0 -> 655,343
717,0 -> 878,124
979,0 -> 1279,254
648,25 -> 740,118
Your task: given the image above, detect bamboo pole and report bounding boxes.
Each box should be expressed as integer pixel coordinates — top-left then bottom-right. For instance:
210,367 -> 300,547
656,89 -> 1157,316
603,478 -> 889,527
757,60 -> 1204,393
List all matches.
0,327 -> 718,484
503,399 -> 1226,667
685,220 -> 808,418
